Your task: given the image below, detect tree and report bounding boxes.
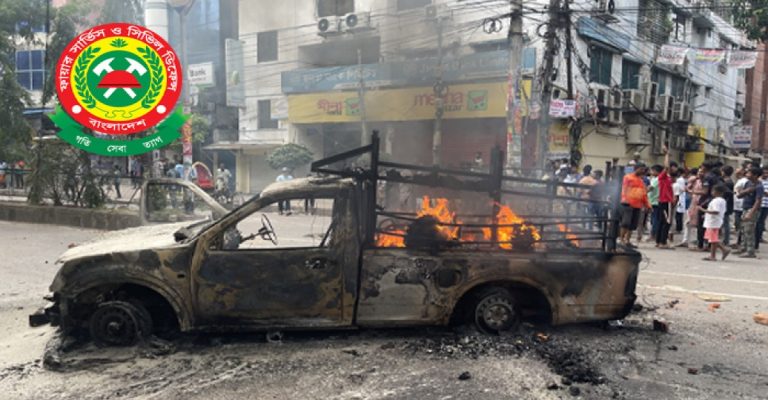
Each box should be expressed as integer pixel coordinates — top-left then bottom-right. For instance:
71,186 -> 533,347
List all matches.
733,1 -> 768,42
267,144 -> 314,171
97,0 -> 143,25
0,0 -> 47,162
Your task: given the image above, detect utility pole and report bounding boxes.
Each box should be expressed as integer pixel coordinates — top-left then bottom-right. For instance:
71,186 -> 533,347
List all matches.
357,49 -> 369,145
506,0 -> 524,172
563,0 -> 573,98
536,0 -> 562,172
432,17 -> 445,166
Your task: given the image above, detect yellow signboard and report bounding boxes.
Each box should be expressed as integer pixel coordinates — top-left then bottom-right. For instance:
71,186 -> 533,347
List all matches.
288,82 -> 526,124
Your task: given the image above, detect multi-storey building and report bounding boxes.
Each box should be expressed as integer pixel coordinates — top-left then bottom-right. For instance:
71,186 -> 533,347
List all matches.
232,0 -> 756,193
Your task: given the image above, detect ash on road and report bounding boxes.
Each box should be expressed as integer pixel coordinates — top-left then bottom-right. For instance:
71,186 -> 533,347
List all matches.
0,221 -> 766,400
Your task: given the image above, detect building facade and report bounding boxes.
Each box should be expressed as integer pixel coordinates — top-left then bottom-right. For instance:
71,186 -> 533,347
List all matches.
232,0 -> 756,193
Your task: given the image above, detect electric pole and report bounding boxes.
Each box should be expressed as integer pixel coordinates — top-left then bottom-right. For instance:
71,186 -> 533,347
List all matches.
506,0 -> 524,172
357,49 -> 369,145
536,0 -> 562,172
432,17 -> 445,166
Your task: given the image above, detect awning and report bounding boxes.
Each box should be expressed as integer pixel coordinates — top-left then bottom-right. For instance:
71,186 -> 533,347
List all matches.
577,17 -> 631,53
203,142 -> 281,151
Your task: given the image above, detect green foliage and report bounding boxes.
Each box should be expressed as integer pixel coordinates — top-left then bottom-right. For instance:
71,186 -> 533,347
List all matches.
267,144 -> 314,171
97,0 -> 143,24
733,0 -> 768,42
27,142 -> 106,207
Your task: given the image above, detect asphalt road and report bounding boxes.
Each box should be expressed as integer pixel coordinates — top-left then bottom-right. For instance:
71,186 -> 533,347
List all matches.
0,219 -> 766,400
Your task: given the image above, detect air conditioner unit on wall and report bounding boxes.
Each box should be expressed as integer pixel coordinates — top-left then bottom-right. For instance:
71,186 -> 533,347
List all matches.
609,90 -> 623,124
626,124 -> 652,145
642,81 -> 658,111
425,4 -> 448,19
658,95 -> 674,121
317,16 -> 342,35
343,12 -> 372,31
673,101 -> 691,122
622,89 -> 645,111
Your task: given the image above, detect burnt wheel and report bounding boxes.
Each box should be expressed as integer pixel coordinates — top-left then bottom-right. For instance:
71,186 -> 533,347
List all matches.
89,301 -> 152,346
473,288 -> 520,334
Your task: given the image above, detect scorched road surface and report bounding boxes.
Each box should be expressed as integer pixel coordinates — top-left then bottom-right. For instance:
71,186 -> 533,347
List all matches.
0,220 -> 766,400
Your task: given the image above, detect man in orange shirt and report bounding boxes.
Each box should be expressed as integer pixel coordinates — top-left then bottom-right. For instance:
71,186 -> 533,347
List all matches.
620,163 -> 651,248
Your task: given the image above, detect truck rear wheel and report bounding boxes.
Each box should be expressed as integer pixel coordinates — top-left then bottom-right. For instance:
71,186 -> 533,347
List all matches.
89,301 -> 153,346
473,288 -> 520,334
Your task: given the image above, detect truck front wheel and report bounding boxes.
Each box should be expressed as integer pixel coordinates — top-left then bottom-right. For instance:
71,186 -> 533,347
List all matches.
473,288 -> 520,334
89,301 -> 153,346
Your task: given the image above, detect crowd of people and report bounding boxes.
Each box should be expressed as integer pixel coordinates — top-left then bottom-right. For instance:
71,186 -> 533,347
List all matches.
0,160 -> 26,190
617,146 -> 767,260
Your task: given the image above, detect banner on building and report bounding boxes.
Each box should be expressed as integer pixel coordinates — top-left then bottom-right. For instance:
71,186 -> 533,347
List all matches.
727,51 -> 758,69
288,82 -> 511,123
547,121 -> 570,159
657,45 -> 689,65
694,49 -> 726,65
732,126 -> 753,149
225,38 -> 246,108
549,99 -> 577,118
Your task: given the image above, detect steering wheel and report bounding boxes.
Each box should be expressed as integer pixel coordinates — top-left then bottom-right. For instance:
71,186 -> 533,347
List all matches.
258,214 -> 278,245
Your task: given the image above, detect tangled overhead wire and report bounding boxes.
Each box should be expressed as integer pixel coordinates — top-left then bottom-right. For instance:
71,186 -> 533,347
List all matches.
482,17 -> 504,34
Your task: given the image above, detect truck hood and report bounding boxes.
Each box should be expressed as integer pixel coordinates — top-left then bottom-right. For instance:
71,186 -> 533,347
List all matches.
57,221 -> 193,264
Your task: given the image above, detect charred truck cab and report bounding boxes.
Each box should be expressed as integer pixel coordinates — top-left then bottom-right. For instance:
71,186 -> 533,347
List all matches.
32,133 -> 640,345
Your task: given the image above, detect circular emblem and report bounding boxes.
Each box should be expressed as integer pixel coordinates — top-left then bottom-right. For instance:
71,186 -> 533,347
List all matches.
56,23 -> 182,135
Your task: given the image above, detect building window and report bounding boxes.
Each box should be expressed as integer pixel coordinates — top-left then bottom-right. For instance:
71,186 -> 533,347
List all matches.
670,77 -> 685,100
258,100 -> 278,129
589,47 -> 613,86
257,31 -> 278,63
652,69 -> 667,94
673,14 -> 686,41
15,50 -> 45,91
397,0 -> 431,11
621,60 -> 641,89
317,0 -> 354,17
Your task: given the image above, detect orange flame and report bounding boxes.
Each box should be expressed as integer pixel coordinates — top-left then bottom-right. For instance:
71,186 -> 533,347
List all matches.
556,224 -> 581,247
376,198 -> 544,249
482,205 -> 541,249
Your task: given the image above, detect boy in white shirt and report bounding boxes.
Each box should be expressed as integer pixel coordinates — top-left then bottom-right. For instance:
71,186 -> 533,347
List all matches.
699,184 -> 730,261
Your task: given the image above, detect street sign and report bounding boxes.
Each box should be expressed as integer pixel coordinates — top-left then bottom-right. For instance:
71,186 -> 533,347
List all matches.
732,126 -> 752,149
188,62 -> 215,87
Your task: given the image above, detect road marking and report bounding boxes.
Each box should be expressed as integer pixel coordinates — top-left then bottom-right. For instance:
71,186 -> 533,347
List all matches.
638,284 -> 768,301
642,270 -> 768,285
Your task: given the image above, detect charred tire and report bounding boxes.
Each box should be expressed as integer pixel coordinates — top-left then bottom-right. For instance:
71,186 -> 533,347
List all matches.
473,288 -> 520,334
89,301 -> 153,346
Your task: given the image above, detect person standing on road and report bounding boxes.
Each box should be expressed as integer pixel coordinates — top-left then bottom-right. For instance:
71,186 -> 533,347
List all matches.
721,165 -> 735,246
756,167 -> 768,249
735,167 -> 765,258
648,166 -> 661,242
672,169 -> 687,245
620,163 -> 650,248
733,168 -> 748,248
112,164 -> 122,199
0,160 -> 6,189
700,184 -> 730,261
276,167 -> 293,215
653,146 -> 674,248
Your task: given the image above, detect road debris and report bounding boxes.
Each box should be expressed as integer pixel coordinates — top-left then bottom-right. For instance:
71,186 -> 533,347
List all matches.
687,367 -> 699,375
458,371 -> 472,380
666,299 -> 680,309
652,319 -> 669,333
667,345 -> 678,351
754,313 -> 768,326
569,386 -> 581,396
535,332 -> 550,342
707,303 -> 721,313
696,294 -> 731,302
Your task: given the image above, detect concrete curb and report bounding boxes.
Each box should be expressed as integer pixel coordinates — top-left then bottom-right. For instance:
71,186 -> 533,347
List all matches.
0,202 -> 141,230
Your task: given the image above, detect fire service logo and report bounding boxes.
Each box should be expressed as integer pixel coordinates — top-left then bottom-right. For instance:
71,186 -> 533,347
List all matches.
51,23 -> 187,156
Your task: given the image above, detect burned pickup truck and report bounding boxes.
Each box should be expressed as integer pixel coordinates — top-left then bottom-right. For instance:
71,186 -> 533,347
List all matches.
32,133 -> 640,345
